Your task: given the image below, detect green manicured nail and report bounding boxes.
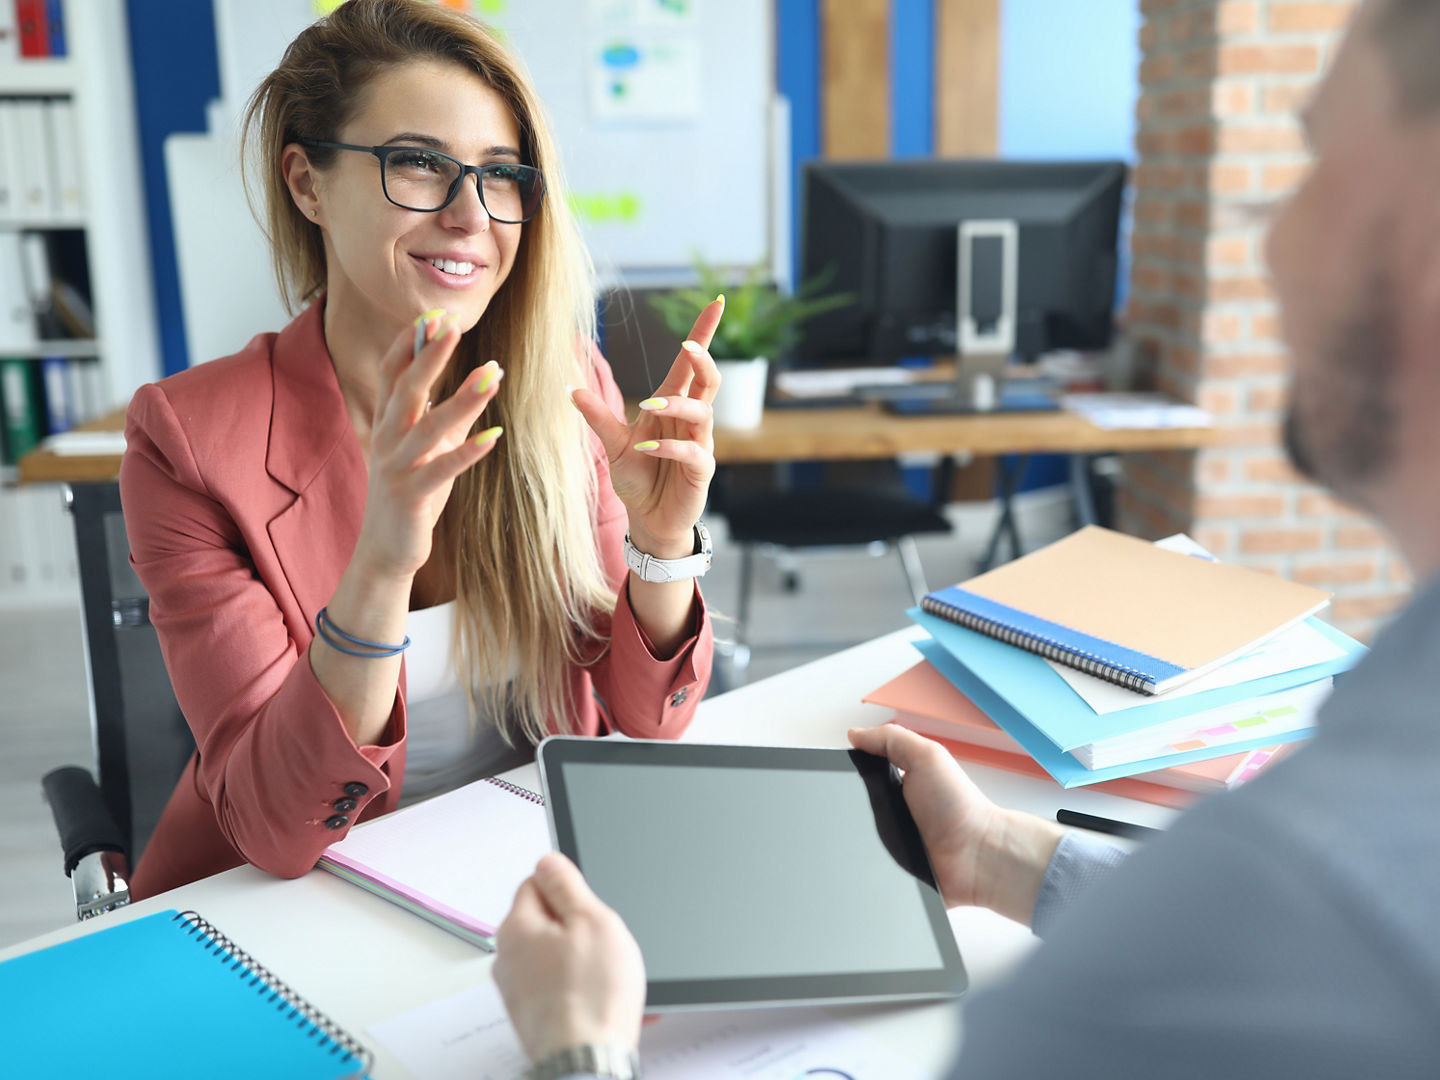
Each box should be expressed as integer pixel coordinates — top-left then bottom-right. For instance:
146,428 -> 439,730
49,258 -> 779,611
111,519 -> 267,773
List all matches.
638,397 -> 668,411
475,426 -> 504,446
477,365 -> 501,394
633,440 -> 660,451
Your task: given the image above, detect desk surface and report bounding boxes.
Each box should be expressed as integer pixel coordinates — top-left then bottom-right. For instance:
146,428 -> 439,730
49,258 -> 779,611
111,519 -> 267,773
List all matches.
0,627 -> 1173,1078
17,400 -> 1216,485
712,403 -> 1216,464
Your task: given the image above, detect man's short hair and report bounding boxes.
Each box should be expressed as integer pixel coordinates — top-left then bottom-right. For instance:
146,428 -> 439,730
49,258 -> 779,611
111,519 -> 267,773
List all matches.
1373,0 -> 1440,117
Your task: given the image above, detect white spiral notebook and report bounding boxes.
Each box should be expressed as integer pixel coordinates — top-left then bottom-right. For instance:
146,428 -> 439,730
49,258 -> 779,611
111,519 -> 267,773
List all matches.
318,774 -> 551,950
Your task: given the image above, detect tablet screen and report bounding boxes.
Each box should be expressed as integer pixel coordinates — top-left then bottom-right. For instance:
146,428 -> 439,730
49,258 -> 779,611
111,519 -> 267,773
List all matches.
540,740 -> 966,1010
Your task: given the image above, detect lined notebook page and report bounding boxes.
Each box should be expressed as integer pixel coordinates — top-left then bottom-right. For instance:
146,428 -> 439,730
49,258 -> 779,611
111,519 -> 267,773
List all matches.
322,779 -> 551,937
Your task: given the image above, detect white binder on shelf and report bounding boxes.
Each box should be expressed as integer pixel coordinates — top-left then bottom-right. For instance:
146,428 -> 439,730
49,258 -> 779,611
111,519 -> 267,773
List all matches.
12,99 -> 53,221
0,5 -> 18,63
0,100 -> 22,219
0,232 -> 37,348
44,99 -> 83,218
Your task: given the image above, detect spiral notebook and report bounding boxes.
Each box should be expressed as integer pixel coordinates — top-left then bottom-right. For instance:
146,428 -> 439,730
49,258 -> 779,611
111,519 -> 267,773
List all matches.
318,774 -> 551,950
921,526 -> 1330,695
3,909 -> 370,1079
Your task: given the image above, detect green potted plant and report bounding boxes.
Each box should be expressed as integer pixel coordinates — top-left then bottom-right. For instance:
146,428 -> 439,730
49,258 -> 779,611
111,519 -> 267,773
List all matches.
649,258 -> 852,428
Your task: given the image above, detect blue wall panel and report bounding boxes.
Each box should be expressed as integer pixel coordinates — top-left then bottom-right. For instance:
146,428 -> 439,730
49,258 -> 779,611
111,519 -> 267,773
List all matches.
125,0 -> 221,377
891,0 -> 934,158
776,0 -> 821,291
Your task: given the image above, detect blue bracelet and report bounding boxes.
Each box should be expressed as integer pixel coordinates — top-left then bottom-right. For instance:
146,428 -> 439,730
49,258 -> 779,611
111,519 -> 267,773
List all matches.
314,606 -> 411,658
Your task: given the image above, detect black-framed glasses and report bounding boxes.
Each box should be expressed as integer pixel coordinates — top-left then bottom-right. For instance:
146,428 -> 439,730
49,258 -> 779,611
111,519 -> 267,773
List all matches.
302,140 -> 546,223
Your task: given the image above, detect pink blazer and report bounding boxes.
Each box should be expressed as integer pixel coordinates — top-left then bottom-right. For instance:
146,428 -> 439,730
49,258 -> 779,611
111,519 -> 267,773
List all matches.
120,302 -> 712,899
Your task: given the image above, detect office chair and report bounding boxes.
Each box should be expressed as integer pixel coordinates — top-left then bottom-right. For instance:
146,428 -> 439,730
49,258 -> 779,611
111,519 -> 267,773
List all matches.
42,482 -> 194,920
714,457 -> 955,683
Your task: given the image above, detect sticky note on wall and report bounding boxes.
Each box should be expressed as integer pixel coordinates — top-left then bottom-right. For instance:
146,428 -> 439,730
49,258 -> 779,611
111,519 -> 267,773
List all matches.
569,191 -> 644,225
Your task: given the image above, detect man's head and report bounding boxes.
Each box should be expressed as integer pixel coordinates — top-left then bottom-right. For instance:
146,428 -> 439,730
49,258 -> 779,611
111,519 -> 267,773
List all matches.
1267,0 -> 1440,564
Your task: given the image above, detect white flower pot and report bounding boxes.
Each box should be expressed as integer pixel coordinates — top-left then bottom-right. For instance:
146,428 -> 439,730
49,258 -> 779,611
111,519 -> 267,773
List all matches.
711,357 -> 769,430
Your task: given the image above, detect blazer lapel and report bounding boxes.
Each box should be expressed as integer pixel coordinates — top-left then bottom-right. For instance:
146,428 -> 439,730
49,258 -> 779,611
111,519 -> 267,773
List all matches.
263,301 -> 369,633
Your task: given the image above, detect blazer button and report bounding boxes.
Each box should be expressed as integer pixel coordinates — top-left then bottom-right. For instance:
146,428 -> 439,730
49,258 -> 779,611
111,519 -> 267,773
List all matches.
332,797 -> 358,813
324,814 -> 349,830
670,687 -> 689,708
343,782 -> 369,798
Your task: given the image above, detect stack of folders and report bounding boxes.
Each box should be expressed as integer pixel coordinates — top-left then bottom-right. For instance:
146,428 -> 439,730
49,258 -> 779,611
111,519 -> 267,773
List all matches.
881,527 -> 1366,806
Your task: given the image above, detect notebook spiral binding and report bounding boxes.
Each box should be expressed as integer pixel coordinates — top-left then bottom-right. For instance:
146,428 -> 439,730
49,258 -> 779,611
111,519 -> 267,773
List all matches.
483,775 -> 546,805
172,910 -> 373,1072
920,595 -> 1155,694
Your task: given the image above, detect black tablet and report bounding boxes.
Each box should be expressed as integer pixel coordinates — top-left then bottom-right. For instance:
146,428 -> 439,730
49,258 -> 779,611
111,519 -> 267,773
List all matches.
537,737 -> 968,1011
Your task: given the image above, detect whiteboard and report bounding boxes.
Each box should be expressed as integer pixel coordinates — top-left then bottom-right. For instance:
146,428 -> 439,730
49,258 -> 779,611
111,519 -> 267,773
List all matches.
210,0 -> 774,277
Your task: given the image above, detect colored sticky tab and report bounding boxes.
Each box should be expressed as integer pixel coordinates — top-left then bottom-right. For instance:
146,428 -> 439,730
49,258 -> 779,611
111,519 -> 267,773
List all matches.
1263,706 -> 1299,718
1235,716 -> 1269,728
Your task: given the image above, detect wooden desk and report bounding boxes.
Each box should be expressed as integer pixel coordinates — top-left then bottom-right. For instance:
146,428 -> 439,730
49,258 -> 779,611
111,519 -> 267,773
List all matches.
712,403 -> 1217,463
16,407 -> 127,485
18,402 -> 1217,485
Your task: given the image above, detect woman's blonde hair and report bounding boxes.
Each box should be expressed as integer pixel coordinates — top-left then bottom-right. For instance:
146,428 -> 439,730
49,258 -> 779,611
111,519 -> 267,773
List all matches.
243,0 -> 615,743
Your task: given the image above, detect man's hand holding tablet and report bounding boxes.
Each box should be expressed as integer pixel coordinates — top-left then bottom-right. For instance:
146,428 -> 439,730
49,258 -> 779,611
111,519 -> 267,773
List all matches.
494,853 -> 646,1065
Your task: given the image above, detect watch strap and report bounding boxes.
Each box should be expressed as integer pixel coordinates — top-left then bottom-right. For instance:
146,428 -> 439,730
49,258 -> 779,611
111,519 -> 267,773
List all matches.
624,521 -> 713,582
521,1043 -> 641,1080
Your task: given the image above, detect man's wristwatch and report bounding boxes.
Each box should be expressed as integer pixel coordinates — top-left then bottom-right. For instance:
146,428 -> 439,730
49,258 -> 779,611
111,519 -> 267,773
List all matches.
623,521 -> 712,583
521,1043 -> 641,1080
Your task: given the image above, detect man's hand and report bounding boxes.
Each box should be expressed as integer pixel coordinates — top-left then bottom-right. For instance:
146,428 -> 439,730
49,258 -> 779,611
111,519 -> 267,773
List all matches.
494,853 -> 646,1063
849,724 -> 1064,927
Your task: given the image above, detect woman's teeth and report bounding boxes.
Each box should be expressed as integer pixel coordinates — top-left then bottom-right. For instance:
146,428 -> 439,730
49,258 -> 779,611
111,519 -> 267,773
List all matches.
428,257 -> 476,275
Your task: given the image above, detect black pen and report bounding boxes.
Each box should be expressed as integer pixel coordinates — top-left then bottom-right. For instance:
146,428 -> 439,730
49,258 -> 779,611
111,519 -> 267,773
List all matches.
1056,808 -> 1162,840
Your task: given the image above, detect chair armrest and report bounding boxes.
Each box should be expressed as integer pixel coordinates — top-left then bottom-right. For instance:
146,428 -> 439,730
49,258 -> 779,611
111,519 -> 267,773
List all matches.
41,766 -> 131,920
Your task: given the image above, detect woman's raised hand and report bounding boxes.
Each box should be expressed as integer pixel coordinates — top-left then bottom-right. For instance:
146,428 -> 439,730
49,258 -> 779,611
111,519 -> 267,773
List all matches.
572,298 -> 725,558
353,310 -> 504,580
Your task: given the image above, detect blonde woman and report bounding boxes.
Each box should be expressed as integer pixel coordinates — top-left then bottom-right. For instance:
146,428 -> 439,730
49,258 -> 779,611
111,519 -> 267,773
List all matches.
119,0 -> 719,899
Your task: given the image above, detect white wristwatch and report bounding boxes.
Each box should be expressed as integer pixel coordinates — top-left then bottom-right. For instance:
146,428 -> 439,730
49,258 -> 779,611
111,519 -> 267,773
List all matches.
624,521 -> 713,582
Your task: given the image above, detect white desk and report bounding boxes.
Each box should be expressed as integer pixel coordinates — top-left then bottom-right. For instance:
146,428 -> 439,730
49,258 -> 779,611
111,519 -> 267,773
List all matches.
1,627 -> 1176,1077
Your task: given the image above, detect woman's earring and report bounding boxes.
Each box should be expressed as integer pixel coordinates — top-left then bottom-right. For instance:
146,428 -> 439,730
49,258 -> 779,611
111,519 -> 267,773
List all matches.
309,209 -> 317,217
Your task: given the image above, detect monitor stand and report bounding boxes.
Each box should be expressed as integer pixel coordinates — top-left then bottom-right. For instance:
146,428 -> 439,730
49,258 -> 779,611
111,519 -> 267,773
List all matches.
867,354 -> 1060,416
872,219 -> 1056,415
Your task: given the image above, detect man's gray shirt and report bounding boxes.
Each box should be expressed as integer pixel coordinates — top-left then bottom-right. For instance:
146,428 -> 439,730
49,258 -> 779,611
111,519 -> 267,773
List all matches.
564,578 -> 1440,1080
954,572 -> 1440,1078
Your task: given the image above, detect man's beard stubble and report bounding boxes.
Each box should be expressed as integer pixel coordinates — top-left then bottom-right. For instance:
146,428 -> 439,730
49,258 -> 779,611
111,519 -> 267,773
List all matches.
1281,268 -> 1399,502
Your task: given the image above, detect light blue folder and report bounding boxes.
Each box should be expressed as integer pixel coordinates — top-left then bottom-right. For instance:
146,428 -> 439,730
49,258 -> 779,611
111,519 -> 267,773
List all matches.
2,910 -> 369,1079
914,638 -> 1317,787
909,607 -> 1365,753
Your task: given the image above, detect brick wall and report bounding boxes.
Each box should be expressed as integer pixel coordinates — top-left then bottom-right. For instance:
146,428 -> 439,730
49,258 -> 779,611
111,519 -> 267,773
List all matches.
1120,0 -> 1409,640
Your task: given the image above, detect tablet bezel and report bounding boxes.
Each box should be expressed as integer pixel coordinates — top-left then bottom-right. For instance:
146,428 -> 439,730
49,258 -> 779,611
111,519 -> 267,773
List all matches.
537,737 -> 968,1011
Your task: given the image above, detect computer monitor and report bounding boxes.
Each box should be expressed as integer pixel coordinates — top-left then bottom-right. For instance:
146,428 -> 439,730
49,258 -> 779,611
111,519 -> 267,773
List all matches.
794,158 -> 1128,411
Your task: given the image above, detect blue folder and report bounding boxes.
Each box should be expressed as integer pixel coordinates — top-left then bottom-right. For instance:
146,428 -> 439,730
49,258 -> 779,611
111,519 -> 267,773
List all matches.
2,910 -> 370,1079
908,607 -> 1365,753
914,638 -> 1317,787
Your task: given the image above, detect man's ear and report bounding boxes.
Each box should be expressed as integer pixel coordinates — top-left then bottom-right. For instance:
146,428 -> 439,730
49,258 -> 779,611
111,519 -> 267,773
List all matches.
280,143 -> 322,221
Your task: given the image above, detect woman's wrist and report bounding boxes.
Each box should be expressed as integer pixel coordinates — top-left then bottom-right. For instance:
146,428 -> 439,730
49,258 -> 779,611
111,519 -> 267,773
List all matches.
349,533 -> 423,586
626,520 -> 696,562
974,808 -> 1065,927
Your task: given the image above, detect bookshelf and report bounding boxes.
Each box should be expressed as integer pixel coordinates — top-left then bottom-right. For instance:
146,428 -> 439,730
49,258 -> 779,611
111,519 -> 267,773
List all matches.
0,0 -> 160,605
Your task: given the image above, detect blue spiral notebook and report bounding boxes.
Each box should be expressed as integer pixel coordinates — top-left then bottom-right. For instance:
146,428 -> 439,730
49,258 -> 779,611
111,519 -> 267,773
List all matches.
2,909 -> 371,1079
